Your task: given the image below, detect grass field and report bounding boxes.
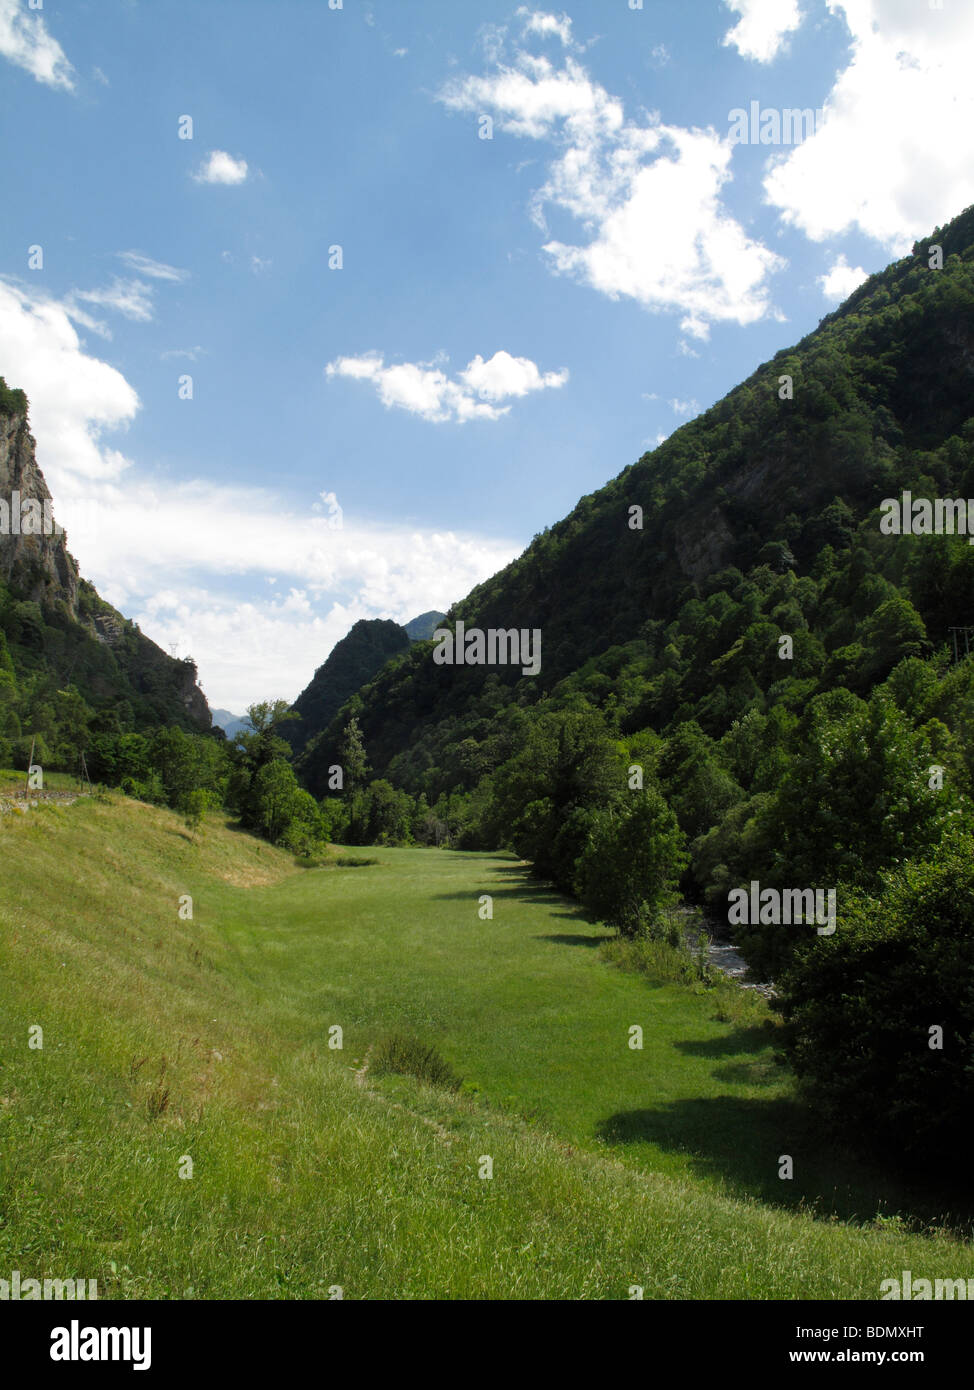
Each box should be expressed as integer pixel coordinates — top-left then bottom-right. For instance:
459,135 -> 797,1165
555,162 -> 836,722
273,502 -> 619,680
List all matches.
1,791 -> 971,1299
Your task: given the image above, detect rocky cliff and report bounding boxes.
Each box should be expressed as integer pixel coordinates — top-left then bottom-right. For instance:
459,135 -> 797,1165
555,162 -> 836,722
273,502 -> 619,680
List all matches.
0,380 -> 211,732
0,401 -> 79,613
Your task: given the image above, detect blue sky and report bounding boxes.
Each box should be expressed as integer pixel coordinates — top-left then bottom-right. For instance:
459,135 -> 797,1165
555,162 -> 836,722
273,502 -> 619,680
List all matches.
1,0 -> 972,710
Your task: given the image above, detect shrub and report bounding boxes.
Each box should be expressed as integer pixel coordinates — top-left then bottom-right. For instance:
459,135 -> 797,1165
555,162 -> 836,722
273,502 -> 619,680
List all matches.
776,831 -> 974,1169
369,1033 -> 462,1091
574,787 -> 687,937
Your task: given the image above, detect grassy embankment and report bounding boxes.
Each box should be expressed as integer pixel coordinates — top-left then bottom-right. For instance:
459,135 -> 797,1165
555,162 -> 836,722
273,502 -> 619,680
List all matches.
0,788 -> 970,1298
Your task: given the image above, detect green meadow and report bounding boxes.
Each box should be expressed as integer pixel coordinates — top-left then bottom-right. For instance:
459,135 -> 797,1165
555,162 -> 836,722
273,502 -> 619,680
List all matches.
0,791 -> 971,1299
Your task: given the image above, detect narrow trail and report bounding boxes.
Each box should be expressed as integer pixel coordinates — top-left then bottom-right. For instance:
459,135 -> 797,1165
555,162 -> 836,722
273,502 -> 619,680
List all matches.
0,789 -> 88,815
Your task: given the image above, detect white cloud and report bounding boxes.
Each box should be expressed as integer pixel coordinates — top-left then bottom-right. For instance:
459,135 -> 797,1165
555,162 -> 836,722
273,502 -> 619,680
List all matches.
0,280 -> 522,709
721,0 -> 803,63
763,0 -> 974,252
460,349 -> 568,400
161,345 -> 205,362
118,252 -> 188,282
818,253 -> 869,301
438,36 -> 784,335
0,280 -> 139,481
0,0 -> 74,90
70,278 -> 155,324
193,150 -> 249,185
326,349 -> 568,423
670,397 -> 701,417
516,7 -> 576,49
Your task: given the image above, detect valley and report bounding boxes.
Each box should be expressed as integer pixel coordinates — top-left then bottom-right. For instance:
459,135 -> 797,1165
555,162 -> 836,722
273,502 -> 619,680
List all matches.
1,793 -> 970,1299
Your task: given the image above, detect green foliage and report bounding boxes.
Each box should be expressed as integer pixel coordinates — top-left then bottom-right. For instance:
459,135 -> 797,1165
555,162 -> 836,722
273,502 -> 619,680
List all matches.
776,833 -> 974,1169
337,717 -> 368,795
0,376 -> 28,419
369,1033 -> 462,1092
250,760 -> 304,844
574,788 -> 687,937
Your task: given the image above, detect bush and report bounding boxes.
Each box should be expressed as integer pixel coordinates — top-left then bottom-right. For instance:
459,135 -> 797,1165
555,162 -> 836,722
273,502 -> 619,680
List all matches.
574,787 -> 687,937
776,831 -> 974,1170
369,1033 -> 462,1091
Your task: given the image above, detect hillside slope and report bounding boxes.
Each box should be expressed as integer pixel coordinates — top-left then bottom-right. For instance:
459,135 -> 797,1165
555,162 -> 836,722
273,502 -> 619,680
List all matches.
298,206 -> 974,798
1,794 -> 971,1297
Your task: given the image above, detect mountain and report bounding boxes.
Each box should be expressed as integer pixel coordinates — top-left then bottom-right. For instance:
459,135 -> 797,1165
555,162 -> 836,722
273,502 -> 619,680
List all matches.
0,379 -> 210,768
284,617 -> 411,755
211,709 -> 254,739
404,610 -> 447,641
297,204 -> 974,802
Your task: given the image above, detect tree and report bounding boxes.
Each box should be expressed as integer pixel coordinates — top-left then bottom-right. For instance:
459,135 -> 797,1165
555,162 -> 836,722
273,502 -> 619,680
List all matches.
180,787 -> 212,839
251,760 -> 303,843
238,700 -> 298,772
776,831 -> 974,1169
338,717 -> 369,795
574,788 -> 687,937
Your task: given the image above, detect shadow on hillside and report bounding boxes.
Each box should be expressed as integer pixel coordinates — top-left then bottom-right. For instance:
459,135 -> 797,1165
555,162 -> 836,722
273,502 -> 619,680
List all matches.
595,1094 -> 966,1228
673,1025 -> 775,1060
431,885 -> 566,906
533,933 -> 609,948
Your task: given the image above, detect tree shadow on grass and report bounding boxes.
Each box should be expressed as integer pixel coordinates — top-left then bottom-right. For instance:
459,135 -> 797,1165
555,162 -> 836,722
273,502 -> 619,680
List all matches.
431,885 -> 567,906
596,1093 -> 967,1228
673,1025 -> 776,1060
533,933 -> 610,948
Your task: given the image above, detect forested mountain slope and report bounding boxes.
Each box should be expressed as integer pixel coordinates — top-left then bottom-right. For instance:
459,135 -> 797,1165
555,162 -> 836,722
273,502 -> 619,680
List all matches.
299,206 -> 974,800
284,618 -> 411,756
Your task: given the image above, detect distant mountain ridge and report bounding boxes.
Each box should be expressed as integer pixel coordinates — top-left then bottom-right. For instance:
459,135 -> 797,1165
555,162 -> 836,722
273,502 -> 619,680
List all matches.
211,709 -> 253,739
285,618 -> 411,755
284,611 -> 448,755
404,610 -> 446,641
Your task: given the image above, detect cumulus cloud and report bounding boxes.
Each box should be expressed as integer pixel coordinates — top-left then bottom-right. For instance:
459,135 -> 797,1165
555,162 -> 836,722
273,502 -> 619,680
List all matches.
763,0 -> 974,252
516,7 -> 576,49
193,150 -> 249,185
326,349 -> 568,423
0,279 -> 139,482
0,280 -> 522,709
0,0 -> 74,90
438,30 -> 784,337
460,349 -> 568,400
818,254 -> 869,301
721,0 -> 803,63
